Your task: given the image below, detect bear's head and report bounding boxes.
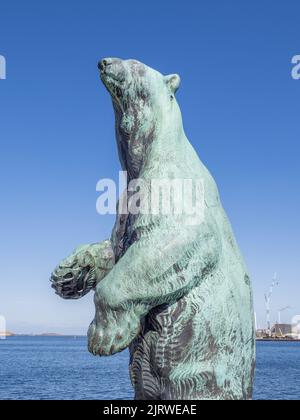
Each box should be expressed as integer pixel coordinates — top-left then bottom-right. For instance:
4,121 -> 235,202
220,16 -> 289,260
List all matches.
98,58 -> 181,178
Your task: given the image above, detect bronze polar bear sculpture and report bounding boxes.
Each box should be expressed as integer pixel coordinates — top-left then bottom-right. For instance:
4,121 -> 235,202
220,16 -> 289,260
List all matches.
51,58 -> 255,400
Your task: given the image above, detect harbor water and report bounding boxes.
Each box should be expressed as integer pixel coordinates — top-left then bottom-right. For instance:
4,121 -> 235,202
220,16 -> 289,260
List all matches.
0,336 -> 299,400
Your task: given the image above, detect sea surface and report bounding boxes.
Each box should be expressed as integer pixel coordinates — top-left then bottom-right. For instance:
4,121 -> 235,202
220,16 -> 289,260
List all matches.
0,336 -> 299,400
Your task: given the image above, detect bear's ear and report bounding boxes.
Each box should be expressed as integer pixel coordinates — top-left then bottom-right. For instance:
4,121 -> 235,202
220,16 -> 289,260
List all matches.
165,74 -> 181,94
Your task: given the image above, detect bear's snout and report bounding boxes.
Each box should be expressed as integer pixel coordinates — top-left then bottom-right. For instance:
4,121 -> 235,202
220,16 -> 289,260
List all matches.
98,57 -> 121,73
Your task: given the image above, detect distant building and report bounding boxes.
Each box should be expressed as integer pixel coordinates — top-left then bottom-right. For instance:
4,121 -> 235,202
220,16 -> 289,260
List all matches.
256,329 -> 265,339
271,323 -> 296,338
272,323 -> 292,336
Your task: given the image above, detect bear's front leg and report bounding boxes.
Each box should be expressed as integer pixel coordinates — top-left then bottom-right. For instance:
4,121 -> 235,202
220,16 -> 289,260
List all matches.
50,240 -> 114,299
88,218 -> 220,357
88,296 -> 145,356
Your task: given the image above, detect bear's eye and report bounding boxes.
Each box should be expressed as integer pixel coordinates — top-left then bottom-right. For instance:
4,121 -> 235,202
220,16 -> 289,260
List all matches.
170,94 -> 174,101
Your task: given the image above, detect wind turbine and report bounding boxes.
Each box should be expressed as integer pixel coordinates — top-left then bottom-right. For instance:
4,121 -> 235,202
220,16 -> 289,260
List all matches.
264,272 -> 279,337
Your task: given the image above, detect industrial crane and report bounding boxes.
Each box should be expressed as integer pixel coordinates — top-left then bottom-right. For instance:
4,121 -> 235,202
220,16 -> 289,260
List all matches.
264,273 -> 279,337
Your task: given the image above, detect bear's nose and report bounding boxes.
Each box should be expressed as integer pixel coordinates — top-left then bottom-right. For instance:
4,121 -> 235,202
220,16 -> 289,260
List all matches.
98,58 -> 114,72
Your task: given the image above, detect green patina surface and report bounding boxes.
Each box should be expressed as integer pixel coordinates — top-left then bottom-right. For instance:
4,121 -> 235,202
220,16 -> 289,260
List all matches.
51,58 -> 255,400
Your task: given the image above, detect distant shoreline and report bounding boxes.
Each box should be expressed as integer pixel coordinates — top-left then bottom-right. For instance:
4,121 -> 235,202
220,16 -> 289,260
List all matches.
2,334 -> 300,342
256,338 -> 300,343
0,331 -> 15,338
1,333 -> 86,337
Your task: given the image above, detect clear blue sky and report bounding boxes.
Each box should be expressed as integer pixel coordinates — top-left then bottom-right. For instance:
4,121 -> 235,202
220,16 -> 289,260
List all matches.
0,0 -> 299,334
